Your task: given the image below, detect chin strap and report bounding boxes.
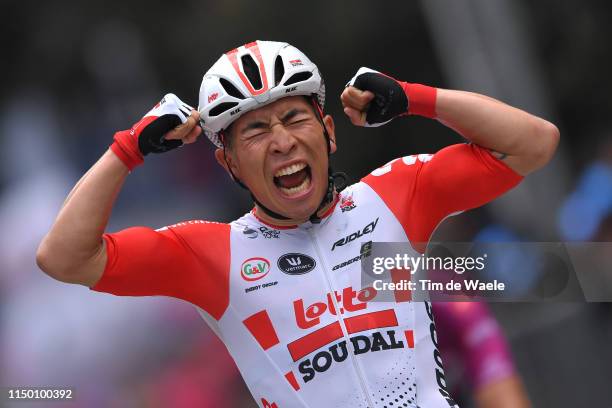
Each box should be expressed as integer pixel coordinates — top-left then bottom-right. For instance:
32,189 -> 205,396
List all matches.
250,166 -> 348,223
308,168 -> 348,224
223,95 -> 348,224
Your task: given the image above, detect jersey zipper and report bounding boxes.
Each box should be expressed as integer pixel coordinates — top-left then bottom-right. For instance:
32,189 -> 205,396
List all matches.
307,228 -> 375,408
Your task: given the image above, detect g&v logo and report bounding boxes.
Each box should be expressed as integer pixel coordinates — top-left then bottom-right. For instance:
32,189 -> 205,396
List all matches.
241,257 -> 271,281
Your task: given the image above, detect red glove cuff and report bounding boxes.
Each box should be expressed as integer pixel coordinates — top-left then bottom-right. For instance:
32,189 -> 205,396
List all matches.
110,130 -> 144,171
401,82 -> 438,119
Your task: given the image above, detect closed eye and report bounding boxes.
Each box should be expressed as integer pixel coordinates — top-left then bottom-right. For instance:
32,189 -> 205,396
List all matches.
287,118 -> 309,126
244,130 -> 269,140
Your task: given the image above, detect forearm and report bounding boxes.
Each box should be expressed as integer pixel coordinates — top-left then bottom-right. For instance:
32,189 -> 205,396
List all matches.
474,375 -> 531,408
434,89 -> 559,175
37,149 -> 129,283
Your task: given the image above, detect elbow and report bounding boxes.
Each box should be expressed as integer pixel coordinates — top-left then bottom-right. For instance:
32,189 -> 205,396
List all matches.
36,236 -> 105,286
36,238 -> 78,284
530,120 -> 560,171
36,238 -> 63,281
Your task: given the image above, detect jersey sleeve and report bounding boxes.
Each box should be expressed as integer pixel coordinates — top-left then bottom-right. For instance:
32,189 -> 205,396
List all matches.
91,220 -> 231,320
362,143 -> 523,252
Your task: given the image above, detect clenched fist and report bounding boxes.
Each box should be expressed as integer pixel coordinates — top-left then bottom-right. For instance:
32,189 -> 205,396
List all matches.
341,67 -> 437,127
111,93 -> 202,170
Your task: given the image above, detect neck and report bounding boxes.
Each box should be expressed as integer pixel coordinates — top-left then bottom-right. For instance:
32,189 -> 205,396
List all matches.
254,190 -> 338,227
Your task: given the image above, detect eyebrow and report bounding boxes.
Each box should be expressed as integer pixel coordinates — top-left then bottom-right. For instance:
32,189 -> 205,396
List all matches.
240,108 -> 310,135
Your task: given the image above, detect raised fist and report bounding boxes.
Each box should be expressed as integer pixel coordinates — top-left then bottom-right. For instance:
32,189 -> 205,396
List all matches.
111,93 -> 201,170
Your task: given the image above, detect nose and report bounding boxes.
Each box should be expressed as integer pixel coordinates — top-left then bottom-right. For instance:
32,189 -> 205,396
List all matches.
269,123 -> 297,155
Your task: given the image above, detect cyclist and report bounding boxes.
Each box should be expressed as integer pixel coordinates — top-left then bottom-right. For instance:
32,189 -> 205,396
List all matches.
434,302 -> 531,407
37,40 -> 558,407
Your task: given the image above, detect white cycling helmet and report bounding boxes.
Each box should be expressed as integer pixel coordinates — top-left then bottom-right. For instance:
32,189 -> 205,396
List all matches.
198,40 -> 326,148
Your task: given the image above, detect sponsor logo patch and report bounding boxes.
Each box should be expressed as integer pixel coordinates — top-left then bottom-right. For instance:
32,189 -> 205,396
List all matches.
340,195 -> 356,212
331,218 -> 378,251
243,226 -> 258,239
278,253 -> 316,275
242,225 -> 280,239
259,226 -> 280,239
241,257 -> 270,281
332,241 -> 372,271
245,280 -> 279,293
208,92 -> 219,103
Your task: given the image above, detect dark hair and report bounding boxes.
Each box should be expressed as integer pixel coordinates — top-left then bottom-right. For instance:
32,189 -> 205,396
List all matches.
221,123 -> 236,150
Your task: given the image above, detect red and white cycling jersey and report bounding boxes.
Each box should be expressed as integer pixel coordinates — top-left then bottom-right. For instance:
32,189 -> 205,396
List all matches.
93,143 -> 522,408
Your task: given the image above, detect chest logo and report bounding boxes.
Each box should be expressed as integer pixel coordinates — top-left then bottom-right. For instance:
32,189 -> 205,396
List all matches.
339,195 -> 356,212
241,257 -> 271,281
331,217 -> 379,251
278,253 -> 316,275
243,226 -> 258,239
259,226 -> 280,239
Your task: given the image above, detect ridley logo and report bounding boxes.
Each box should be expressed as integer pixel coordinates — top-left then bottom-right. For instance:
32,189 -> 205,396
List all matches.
293,286 -> 378,329
208,92 -> 219,103
241,257 -> 271,281
331,218 -> 379,251
278,253 -> 316,275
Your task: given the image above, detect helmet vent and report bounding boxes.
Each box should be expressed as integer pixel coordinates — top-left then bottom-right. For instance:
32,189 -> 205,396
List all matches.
220,78 -> 245,99
209,102 -> 239,117
283,71 -> 313,86
241,54 -> 263,90
274,55 -> 285,86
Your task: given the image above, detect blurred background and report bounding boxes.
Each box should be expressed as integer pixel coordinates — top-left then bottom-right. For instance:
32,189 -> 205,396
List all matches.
2,0 -> 612,406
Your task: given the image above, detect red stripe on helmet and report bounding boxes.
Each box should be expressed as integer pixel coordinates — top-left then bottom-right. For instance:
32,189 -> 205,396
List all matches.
225,42 -> 269,96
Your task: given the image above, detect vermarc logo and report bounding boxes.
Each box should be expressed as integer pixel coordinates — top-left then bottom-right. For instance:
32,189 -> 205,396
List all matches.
278,253 -> 316,275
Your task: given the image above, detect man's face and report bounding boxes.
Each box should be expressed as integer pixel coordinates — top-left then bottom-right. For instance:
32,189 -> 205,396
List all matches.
216,96 -> 336,220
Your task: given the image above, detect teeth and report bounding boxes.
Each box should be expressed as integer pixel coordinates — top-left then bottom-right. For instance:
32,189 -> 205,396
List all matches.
279,174 -> 311,196
275,162 -> 307,177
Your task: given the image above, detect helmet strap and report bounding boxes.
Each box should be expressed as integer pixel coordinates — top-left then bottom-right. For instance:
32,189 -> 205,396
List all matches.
308,96 -> 348,224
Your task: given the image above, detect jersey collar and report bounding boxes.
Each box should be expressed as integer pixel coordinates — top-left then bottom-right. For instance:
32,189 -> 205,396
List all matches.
251,193 -> 340,230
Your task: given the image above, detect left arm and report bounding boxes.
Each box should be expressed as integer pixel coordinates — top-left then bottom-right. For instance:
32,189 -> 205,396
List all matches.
434,89 -> 559,176
341,68 -> 559,176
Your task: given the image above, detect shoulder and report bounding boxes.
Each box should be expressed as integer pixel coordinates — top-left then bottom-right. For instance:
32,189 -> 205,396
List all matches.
361,153 -> 434,189
156,219 -> 231,244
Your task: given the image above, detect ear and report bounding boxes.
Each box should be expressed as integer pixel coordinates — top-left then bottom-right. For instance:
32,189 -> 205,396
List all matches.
214,148 -> 239,178
323,114 -> 337,154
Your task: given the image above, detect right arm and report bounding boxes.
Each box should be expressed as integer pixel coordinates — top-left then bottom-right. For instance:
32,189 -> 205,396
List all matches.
36,95 -> 201,287
36,149 -> 128,287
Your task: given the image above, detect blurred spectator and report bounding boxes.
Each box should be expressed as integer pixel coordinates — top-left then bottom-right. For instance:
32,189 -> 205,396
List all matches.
558,138 -> 612,241
434,302 -> 531,408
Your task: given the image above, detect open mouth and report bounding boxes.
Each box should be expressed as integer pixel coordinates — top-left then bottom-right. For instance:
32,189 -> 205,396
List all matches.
273,162 -> 312,197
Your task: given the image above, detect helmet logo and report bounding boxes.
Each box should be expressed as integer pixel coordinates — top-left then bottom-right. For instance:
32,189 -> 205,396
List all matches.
289,59 -> 303,66
208,92 -> 219,103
